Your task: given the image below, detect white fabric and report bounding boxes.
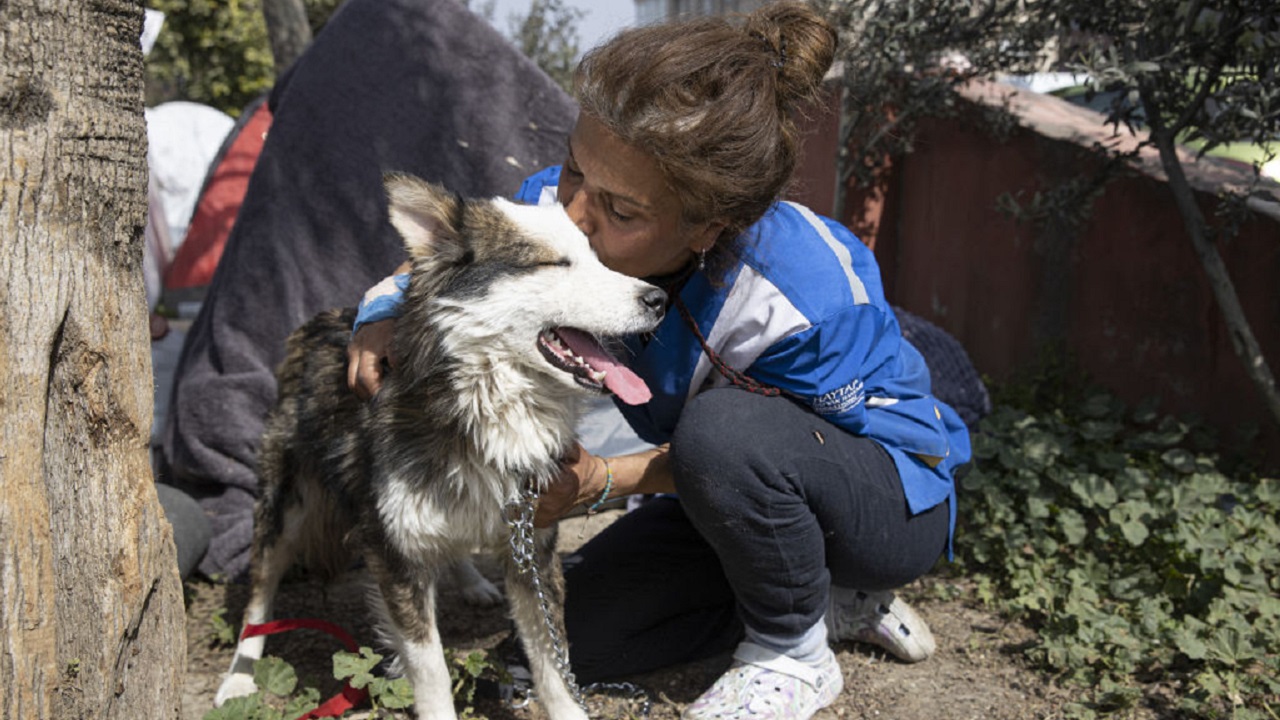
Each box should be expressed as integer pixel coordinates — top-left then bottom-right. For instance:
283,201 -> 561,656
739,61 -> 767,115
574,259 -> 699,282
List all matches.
140,9 -> 164,56
577,394 -> 657,458
145,101 -> 235,251
688,263 -> 810,401
731,642 -> 824,687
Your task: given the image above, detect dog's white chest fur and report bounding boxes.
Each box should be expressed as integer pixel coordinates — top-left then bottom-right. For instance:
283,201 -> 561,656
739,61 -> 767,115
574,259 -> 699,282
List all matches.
376,454 -> 546,557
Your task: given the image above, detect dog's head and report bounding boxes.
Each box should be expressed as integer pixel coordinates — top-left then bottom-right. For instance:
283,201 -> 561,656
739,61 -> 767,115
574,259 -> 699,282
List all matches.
384,173 -> 666,405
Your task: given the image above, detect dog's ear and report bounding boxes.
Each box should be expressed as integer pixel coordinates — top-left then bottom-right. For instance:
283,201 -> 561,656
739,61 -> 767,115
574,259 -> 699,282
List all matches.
384,173 -> 468,262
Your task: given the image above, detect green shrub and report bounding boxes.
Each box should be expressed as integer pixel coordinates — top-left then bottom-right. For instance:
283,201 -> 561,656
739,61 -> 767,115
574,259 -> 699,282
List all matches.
957,391 -> 1280,718
145,0 -> 346,115
146,0 -> 276,115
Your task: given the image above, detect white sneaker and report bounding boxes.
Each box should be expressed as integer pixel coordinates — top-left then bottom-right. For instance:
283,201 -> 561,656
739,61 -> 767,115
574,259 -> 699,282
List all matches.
682,643 -> 843,720
826,587 -> 936,663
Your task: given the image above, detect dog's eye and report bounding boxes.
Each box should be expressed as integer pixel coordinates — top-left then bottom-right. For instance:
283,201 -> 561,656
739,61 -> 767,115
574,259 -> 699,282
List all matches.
542,258 -> 571,268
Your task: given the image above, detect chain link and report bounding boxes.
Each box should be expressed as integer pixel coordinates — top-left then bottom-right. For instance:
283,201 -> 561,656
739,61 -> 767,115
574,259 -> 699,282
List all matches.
582,681 -> 654,716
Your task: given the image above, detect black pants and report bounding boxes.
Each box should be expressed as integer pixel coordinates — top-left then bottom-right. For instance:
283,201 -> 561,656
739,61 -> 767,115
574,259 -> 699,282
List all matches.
564,388 -> 950,683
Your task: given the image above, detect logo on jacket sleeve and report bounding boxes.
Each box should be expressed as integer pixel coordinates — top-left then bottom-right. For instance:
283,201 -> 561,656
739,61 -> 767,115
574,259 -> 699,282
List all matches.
812,379 -> 865,416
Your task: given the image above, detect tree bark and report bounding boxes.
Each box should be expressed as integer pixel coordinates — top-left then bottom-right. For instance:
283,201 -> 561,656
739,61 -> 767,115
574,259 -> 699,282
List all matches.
0,1 -> 187,718
262,0 -> 314,78
1159,139 -> 1280,429
1142,120 -> 1280,432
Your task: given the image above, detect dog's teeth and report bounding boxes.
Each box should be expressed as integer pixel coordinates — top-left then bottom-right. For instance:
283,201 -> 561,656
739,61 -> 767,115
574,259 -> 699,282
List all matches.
591,370 -> 606,382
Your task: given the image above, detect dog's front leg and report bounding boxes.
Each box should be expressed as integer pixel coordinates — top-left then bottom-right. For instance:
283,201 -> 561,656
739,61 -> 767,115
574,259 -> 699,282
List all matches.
503,525 -> 590,720
372,560 -> 458,720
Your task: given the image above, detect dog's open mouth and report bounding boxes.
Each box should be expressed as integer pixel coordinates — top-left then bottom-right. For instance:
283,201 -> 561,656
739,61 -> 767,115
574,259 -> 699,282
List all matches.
537,328 -> 652,405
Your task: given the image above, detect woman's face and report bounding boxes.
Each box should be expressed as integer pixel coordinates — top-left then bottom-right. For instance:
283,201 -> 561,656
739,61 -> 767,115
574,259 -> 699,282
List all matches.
556,114 -> 722,279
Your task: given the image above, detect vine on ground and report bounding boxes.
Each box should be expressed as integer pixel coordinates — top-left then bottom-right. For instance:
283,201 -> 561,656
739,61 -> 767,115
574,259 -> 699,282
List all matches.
956,390 -> 1279,718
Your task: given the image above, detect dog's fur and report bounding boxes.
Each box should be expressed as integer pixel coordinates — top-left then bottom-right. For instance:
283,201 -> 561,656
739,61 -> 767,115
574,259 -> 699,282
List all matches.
214,174 -> 666,720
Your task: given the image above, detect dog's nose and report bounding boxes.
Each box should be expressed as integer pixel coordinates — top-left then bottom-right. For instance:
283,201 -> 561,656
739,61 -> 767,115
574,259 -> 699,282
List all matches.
641,287 -> 667,313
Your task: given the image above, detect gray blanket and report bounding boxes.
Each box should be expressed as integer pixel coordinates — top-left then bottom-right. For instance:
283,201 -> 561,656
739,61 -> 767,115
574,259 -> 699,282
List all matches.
161,0 -> 578,580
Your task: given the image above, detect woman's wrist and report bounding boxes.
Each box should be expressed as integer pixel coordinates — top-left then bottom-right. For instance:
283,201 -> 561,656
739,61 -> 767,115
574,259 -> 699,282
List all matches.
586,456 -> 615,514
352,273 -> 409,335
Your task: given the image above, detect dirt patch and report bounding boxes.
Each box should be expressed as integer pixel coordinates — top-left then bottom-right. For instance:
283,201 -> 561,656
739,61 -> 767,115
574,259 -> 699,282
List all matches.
182,509 -> 1118,720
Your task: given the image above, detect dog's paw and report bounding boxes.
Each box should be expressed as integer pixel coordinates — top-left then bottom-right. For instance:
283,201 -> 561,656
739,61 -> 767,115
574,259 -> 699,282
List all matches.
214,673 -> 259,706
452,560 -> 504,607
459,573 -> 504,607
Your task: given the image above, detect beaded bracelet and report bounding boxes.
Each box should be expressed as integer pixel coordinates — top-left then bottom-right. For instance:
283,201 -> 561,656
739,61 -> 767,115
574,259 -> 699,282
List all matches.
587,457 -> 615,514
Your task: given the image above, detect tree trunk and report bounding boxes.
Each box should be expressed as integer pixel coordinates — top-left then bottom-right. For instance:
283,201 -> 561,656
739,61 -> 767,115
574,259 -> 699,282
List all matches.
1147,126 -> 1280,432
0,2 -> 187,718
262,0 -> 314,78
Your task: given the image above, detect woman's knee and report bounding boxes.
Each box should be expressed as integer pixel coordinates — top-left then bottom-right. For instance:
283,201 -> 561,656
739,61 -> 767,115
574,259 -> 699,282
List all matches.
670,389 -> 772,499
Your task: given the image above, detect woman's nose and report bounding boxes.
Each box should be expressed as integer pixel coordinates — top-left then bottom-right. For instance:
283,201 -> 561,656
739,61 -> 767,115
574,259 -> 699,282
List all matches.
563,190 -> 594,236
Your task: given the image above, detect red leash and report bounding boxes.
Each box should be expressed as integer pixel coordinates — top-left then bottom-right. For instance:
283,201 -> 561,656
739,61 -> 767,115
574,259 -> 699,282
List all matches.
240,619 -> 370,719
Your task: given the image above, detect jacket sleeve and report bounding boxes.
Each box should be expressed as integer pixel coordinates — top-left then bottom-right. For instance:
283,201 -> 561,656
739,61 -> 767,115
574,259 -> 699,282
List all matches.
751,303 -> 959,463
747,303 -> 897,436
514,165 -> 561,204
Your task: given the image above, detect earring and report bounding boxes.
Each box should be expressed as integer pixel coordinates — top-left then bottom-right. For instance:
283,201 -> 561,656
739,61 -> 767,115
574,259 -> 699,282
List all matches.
697,249 -> 707,272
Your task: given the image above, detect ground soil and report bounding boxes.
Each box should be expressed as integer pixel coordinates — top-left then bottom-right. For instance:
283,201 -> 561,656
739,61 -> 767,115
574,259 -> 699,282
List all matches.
181,508 -> 1144,720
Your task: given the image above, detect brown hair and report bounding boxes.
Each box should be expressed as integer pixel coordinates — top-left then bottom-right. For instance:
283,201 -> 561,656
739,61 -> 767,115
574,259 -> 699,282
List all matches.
574,1 -> 836,252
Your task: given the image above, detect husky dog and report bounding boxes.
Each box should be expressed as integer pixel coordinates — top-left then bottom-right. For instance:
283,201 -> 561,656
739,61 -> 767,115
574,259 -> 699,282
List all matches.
214,174 -> 666,720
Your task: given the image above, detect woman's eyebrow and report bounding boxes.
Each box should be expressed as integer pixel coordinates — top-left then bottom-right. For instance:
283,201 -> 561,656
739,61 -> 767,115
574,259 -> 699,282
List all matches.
566,138 -> 654,212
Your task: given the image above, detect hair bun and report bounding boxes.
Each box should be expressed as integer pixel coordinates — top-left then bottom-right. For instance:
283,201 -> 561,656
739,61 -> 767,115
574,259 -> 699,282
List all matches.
743,1 -> 837,113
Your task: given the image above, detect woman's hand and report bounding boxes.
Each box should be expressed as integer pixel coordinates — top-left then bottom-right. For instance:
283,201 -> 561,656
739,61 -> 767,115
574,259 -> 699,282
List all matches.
346,318 -> 398,400
534,443 -> 608,528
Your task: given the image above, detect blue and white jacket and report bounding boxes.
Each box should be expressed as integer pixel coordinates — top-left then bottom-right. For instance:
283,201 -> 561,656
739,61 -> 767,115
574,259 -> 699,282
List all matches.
363,166 -> 971,548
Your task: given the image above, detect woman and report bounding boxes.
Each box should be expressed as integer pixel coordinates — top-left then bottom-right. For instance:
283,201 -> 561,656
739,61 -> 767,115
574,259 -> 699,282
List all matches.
349,4 -> 970,719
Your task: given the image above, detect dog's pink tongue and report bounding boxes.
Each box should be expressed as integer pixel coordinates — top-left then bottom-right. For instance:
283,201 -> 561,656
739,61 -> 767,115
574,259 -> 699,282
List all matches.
555,328 -> 652,405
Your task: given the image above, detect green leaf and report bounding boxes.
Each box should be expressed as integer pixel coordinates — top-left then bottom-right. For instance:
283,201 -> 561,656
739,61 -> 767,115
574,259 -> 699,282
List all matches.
370,676 -> 416,709
253,656 -> 297,697
282,687 -> 322,719
1160,448 -> 1197,474
1125,60 -> 1162,74
1070,474 -> 1118,509
1119,518 -> 1149,546
209,607 -> 238,647
333,647 -> 382,688
1081,394 -> 1113,419
1131,397 -> 1161,425
1027,495 -> 1052,519
1094,451 -> 1128,471
202,693 -> 275,720
462,650 -> 488,678
970,433 -> 1000,461
1079,420 -> 1122,442
1058,508 -> 1088,545
1105,502 -> 1157,545
1207,627 -> 1251,666
1254,477 -> 1280,506
1132,417 -> 1187,448
1175,629 -> 1209,660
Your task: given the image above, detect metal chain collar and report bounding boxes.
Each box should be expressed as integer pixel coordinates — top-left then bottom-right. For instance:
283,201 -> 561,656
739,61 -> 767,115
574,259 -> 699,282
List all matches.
504,484 -> 589,713
503,483 -> 656,717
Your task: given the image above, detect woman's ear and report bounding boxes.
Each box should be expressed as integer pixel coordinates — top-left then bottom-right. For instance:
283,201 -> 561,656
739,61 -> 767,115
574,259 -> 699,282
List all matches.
692,219 -> 729,255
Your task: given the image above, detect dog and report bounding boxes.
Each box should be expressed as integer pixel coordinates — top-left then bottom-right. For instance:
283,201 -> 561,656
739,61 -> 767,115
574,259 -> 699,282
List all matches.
214,174 -> 666,720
